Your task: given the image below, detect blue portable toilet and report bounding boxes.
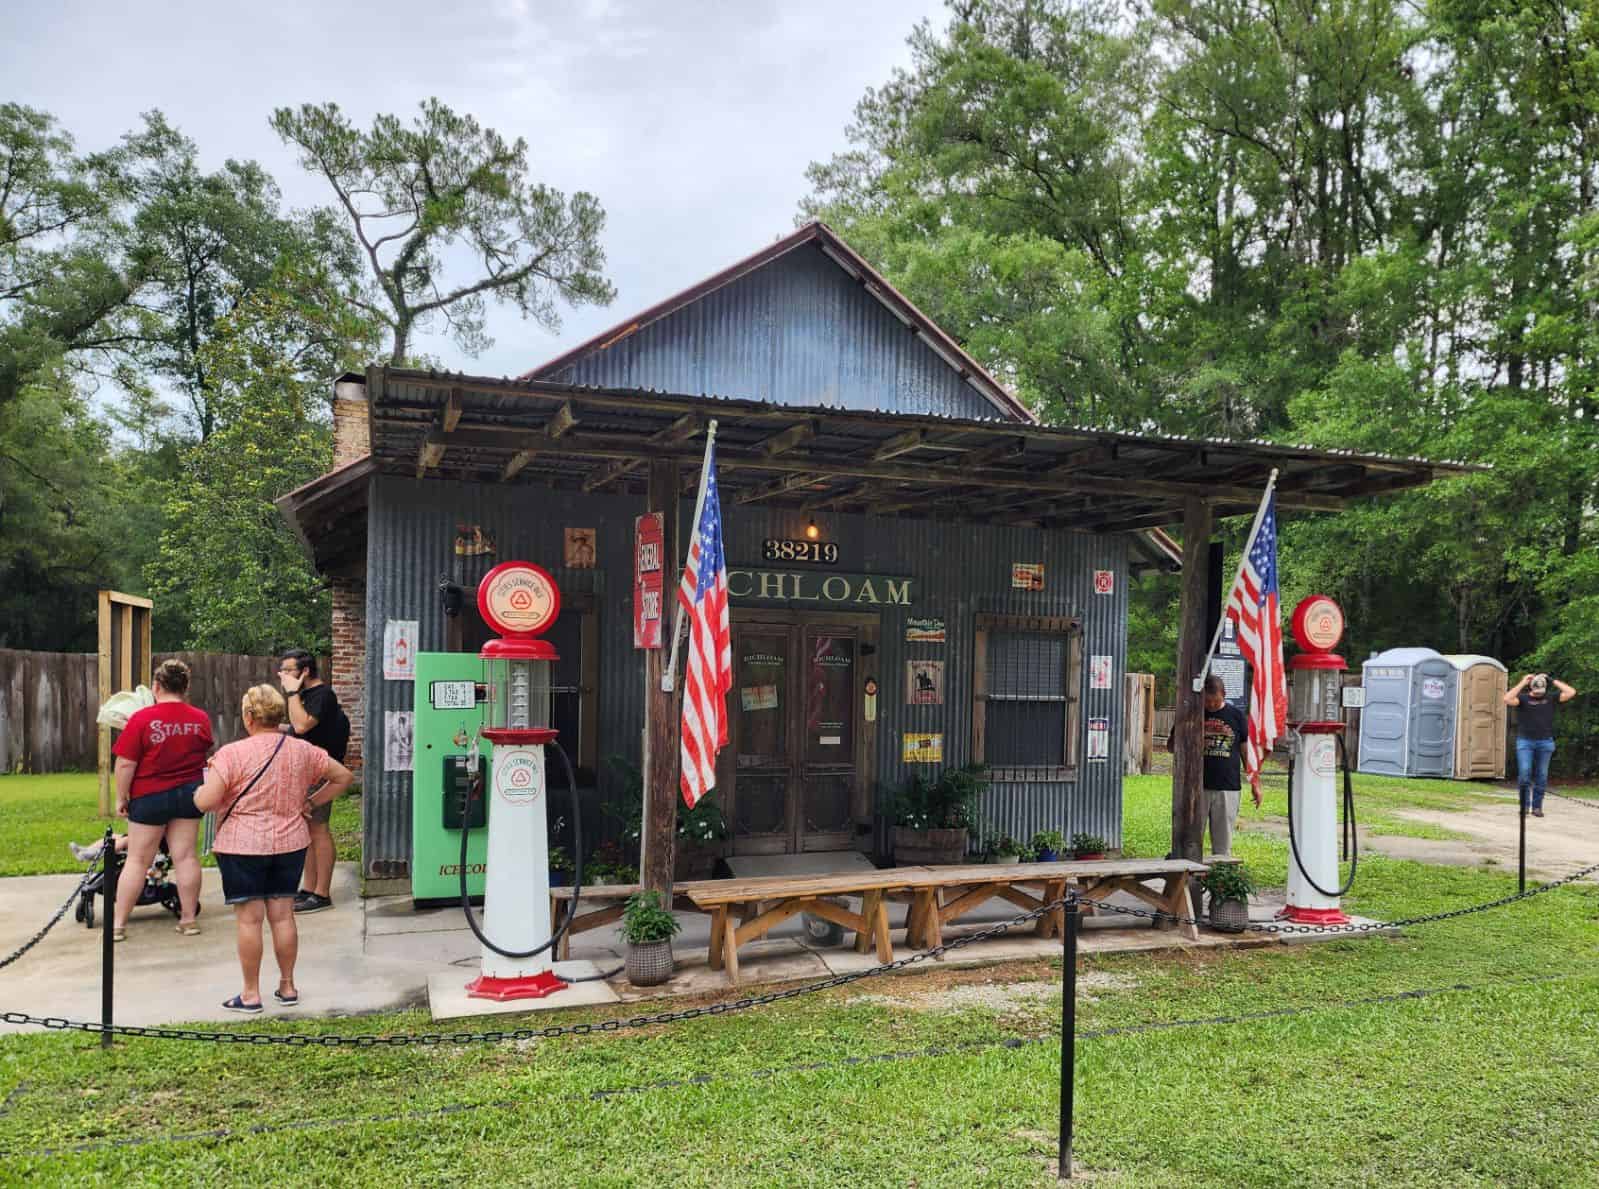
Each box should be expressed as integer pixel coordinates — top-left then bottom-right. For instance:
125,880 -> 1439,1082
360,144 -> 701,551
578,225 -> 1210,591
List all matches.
1357,648 -> 1458,778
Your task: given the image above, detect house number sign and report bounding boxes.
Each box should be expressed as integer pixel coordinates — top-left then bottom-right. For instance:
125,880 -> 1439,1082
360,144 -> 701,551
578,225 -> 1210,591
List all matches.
762,538 -> 839,564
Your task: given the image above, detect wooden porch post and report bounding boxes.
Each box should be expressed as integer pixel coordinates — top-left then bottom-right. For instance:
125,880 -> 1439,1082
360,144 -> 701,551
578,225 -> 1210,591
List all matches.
1171,498 -> 1214,888
642,460 -> 681,895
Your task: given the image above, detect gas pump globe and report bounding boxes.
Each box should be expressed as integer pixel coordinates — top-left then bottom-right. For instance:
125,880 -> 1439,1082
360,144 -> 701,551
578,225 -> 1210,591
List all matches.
467,561 -> 565,1001
1283,595 -> 1351,925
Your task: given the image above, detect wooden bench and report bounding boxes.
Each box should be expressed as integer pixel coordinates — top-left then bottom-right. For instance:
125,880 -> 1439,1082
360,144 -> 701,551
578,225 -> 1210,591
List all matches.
685,869 -> 935,985
548,882 -> 718,961
896,859 -> 1207,949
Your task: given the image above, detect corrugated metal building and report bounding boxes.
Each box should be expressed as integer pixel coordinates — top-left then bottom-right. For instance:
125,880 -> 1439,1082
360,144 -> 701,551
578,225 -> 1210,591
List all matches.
282,222 -> 1461,882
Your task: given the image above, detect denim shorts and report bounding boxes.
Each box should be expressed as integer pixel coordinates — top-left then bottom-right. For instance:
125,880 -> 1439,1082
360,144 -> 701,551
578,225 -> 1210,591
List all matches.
127,781 -> 202,826
215,849 -> 307,905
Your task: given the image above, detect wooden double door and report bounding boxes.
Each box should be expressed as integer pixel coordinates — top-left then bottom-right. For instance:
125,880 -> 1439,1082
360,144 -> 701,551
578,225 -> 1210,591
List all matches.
721,610 -> 878,855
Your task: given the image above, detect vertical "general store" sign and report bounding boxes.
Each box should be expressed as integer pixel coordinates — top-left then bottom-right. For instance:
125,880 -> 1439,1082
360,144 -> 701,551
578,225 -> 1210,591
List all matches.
634,512 -> 664,649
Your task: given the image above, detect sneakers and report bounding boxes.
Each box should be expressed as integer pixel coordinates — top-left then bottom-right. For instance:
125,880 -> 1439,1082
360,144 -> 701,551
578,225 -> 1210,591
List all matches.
1533,808 -> 1545,818
69,841 -> 104,864
293,891 -> 333,914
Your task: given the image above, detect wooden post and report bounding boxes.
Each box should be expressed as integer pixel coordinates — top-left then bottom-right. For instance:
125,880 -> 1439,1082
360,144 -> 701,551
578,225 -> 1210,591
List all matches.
1170,498 -> 1214,897
96,591 -> 154,817
642,460 -> 681,895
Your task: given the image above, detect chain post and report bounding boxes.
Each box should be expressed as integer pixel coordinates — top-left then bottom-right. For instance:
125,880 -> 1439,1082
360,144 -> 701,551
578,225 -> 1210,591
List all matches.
1059,892 -> 1078,1182
1519,803 -> 1527,894
100,824 -> 116,1051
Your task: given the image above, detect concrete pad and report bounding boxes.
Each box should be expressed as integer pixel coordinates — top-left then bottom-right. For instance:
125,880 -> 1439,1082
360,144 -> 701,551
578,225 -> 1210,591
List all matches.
427,961 -> 618,1021
364,894 -> 469,937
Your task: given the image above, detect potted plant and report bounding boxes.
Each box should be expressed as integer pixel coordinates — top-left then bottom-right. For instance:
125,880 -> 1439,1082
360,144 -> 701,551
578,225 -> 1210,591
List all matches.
892,764 -> 987,864
1069,832 -> 1108,861
1199,862 -> 1256,932
548,846 -> 572,887
1031,829 -> 1066,862
985,835 -> 1022,865
675,795 -> 728,881
621,890 -> 681,986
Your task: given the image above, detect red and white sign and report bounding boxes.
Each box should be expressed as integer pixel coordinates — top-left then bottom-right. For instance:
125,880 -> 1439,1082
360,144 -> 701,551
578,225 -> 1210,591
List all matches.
634,513 -> 665,649
1093,570 -> 1115,595
477,561 -> 560,638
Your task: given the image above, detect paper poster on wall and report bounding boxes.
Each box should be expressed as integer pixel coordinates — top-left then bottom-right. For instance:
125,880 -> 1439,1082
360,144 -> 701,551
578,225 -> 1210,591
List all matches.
454,523 -> 495,557
905,617 -> 946,644
564,527 -> 597,569
1086,717 -> 1110,761
1093,570 -> 1115,595
384,710 -> 414,772
383,619 -> 418,680
740,685 -> 779,712
906,659 -> 944,705
902,732 -> 944,763
1011,563 -> 1045,591
1090,656 -> 1113,690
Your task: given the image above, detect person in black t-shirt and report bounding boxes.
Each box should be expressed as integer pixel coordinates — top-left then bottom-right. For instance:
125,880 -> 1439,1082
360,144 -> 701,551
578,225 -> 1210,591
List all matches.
1200,674 -> 1259,856
1503,672 -> 1577,817
278,649 -> 351,912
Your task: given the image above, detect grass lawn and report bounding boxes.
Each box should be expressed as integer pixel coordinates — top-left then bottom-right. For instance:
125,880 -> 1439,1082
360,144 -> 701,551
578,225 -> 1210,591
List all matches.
0,773 -> 363,877
3,778 -> 1598,1184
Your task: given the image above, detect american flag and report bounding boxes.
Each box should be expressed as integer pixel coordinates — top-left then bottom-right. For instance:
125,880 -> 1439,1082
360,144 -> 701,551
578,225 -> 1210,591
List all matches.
677,440 -> 732,809
1225,488 -> 1287,792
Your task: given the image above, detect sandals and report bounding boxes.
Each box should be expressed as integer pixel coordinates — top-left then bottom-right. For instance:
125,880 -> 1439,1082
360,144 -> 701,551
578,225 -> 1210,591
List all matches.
175,922 -> 201,936
222,995 -> 263,1015
272,988 -> 300,1006
111,927 -> 126,942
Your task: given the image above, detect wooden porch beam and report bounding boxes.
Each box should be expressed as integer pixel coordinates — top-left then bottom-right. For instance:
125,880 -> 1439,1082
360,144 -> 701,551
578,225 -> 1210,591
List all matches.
759,420 -> 816,457
546,400 -> 577,439
581,414 -> 702,492
872,428 -> 924,461
441,389 -> 464,433
416,439 -> 446,478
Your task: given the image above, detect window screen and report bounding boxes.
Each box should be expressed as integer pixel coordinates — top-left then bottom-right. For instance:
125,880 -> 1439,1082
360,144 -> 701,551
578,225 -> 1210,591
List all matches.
975,616 -> 1081,777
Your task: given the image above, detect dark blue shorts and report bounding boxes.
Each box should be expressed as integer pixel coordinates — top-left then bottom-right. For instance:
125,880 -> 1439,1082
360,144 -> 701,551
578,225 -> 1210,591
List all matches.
127,781 -> 202,826
215,849 -> 307,905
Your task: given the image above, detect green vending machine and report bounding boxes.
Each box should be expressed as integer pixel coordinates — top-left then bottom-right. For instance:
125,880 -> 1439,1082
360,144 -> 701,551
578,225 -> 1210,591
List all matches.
410,652 -> 492,906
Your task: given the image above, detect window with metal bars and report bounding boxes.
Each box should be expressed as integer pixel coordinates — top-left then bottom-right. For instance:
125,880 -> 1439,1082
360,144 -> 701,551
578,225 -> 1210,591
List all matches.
972,614 -> 1082,781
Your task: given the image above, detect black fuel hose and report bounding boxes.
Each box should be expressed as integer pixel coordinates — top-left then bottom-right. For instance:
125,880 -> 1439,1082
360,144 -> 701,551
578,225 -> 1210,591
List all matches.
458,739 -> 622,981
1285,731 -> 1359,899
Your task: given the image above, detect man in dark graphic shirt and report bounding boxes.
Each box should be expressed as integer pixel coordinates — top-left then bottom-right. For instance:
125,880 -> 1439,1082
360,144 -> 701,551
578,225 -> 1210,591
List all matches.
1201,674 -> 1258,856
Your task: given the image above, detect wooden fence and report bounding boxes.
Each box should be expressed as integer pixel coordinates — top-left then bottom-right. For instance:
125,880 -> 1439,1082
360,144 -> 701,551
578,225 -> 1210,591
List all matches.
0,649 -> 289,774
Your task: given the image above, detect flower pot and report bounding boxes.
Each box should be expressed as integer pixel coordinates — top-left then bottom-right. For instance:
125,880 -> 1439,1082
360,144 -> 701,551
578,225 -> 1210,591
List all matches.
625,939 -> 675,986
1209,896 -> 1249,933
1035,848 -> 1059,863
1073,851 -> 1105,862
991,853 -> 1020,866
674,841 -> 719,882
893,826 -> 969,865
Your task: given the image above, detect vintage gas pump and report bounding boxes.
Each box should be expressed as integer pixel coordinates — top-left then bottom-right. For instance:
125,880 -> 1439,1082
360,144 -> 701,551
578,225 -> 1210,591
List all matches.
1283,595 -> 1358,925
464,561 -> 566,1001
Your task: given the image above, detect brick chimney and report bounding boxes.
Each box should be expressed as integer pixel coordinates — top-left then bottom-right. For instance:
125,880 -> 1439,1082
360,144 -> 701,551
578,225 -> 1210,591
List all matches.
328,373 -> 369,771
332,374 -> 370,468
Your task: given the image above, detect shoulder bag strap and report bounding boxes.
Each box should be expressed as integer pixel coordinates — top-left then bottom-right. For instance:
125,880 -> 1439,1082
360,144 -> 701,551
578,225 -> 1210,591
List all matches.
217,735 -> 290,830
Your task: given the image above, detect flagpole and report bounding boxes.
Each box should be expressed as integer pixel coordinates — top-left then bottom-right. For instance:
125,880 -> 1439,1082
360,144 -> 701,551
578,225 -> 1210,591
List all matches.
661,420 -> 717,693
1193,468 -> 1279,693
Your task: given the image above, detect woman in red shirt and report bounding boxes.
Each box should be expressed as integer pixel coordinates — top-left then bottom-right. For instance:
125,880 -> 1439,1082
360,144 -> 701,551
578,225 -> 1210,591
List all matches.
195,684 -> 353,1013
110,659 -> 213,940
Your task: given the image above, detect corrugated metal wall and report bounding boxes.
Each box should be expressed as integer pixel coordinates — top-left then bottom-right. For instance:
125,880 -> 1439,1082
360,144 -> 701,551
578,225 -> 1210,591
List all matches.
362,473 -> 1129,875
540,243 -> 1005,421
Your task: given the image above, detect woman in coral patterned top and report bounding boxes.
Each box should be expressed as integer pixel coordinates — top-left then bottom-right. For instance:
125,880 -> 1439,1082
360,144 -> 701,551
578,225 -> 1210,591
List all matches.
195,684 -> 353,1014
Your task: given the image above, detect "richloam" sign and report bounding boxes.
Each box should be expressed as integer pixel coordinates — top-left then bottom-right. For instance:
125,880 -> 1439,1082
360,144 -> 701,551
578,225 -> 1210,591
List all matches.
727,568 -> 915,607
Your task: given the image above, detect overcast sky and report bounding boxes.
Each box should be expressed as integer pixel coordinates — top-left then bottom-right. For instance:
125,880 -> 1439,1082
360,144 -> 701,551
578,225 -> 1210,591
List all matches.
5,0 -> 943,379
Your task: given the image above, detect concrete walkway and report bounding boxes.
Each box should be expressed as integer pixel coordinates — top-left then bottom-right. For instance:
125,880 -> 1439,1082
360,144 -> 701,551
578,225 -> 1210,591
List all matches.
0,862 -> 1363,1033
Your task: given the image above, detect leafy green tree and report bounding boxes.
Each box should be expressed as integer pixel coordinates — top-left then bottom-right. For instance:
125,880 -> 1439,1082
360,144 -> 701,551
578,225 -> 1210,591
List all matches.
148,287 -> 367,654
271,98 -> 616,364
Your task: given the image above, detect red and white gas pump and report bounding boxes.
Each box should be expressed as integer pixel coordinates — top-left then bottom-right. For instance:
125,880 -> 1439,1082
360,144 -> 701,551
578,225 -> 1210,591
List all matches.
1282,595 -> 1356,925
465,561 -> 565,1001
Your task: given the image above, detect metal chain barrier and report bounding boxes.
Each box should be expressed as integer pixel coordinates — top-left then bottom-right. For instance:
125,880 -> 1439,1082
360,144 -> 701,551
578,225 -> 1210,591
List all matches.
4,853 -> 1597,1046
0,867 -> 96,972
1088,857 -> 1599,935
1544,789 -> 1599,811
0,895 -> 1066,1047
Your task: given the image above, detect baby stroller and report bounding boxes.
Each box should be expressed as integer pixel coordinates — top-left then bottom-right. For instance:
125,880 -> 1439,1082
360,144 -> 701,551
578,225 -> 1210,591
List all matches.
73,837 -> 198,930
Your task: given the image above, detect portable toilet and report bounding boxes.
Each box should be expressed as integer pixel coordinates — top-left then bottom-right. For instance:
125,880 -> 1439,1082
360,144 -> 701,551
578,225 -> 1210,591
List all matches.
1357,647 -> 1458,778
1441,655 -> 1508,779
